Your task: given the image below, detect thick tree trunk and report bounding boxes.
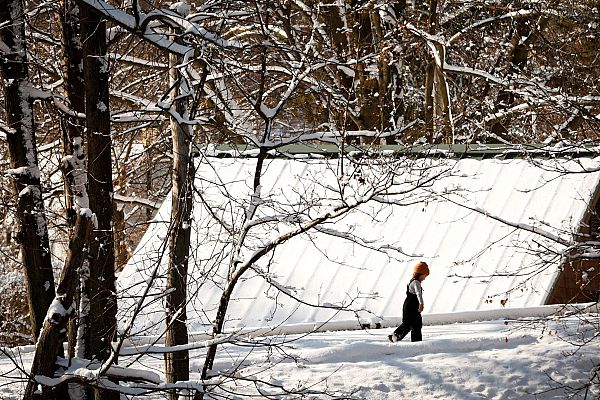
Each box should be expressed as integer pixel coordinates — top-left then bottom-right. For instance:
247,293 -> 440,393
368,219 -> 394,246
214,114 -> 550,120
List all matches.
80,5 -> 119,400
490,17 -> 533,140
370,10 -> 388,132
424,60 -> 435,140
0,0 -> 56,340
60,0 -> 87,217
23,213 -> 93,400
60,0 -> 88,368
422,0 -> 452,144
165,38 -> 192,400
432,43 -> 452,143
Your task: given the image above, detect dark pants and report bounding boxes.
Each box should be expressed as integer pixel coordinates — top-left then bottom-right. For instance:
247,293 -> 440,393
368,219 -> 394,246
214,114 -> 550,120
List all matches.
393,293 -> 422,342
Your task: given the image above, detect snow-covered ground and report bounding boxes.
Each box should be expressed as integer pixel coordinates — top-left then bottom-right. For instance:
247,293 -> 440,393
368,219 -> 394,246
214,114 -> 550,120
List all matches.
1,314 -> 599,399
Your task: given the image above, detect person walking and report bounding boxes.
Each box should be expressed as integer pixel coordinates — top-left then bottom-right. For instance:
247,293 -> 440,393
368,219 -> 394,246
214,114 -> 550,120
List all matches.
388,261 -> 429,342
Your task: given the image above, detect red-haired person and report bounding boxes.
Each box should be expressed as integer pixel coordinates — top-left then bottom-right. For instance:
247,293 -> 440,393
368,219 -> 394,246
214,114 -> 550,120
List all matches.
388,261 -> 430,342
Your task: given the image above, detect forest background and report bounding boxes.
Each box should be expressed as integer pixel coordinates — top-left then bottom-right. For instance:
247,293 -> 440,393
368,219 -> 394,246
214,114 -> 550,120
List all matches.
1,0 -> 599,399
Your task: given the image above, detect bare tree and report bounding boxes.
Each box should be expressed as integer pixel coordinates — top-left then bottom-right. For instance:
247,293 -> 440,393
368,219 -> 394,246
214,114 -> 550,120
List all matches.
23,212 -> 93,400
79,3 -> 119,400
60,0 -> 87,228
0,0 -> 57,340
398,0 -> 600,143
164,4 -> 197,396
1,0 -> 599,399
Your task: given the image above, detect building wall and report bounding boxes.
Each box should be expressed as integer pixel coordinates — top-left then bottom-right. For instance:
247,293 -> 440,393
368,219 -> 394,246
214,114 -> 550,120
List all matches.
548,181 -> 600,304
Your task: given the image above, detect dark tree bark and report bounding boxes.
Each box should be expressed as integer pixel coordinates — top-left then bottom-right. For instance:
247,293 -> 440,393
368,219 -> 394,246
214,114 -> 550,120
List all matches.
60,0 -> 87,224
59,0 -> 88,364
0,0 -> 56,340
23,213 -> 93,400
490,13 -> 535,140
164,35 -> 192,400
80,4 -> 119,400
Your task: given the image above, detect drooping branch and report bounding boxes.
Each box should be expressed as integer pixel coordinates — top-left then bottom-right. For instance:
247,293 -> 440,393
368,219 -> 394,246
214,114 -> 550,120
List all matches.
440,194 -> 571,247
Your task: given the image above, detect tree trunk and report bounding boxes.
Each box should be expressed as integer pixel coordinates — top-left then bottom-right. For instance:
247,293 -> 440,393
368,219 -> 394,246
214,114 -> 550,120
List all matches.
0,0 -> 56,341
199,148 -> 267,395
422,0 -> 452,144
23,213 -> 93,400
60,0 -> 88,368
424,60 -> 435,140
424,0 -> 445,143
165,32 -> 192,400
490,16 -> 533,140
60,0 -> 87,226
432,43 -> 452,143
80,5 -> 119,400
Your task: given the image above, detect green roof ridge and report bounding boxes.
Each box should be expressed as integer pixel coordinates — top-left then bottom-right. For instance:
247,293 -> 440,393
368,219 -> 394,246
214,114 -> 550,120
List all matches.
197,143 -> 599,159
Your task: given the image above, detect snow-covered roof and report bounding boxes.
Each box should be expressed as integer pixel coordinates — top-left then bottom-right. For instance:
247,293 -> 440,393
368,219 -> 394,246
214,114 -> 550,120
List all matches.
117,146 -> 600,335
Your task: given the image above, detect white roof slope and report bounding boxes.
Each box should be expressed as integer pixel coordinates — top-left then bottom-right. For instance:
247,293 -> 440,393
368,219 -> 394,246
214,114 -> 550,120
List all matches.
117,153 -> 600,335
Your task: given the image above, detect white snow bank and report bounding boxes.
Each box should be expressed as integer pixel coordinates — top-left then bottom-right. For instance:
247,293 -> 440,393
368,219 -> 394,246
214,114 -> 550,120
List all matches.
2,314 -> 599,399
123,303 -> 598,347
299,334 -> 538,364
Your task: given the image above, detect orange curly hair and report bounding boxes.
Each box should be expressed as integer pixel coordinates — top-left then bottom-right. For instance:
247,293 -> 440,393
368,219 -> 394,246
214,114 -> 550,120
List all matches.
412,261 -> 430,278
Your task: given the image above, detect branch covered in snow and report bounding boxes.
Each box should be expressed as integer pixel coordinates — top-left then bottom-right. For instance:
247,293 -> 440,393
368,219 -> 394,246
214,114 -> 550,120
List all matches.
448,9 -> 540,45
113,193 -> 159,210
483,95 -> 600,126
76,0 -> 241,59
32,361 -> 222,397
76,0 -> 193,55
442,196 -> 571,247
118,333 -> 234,356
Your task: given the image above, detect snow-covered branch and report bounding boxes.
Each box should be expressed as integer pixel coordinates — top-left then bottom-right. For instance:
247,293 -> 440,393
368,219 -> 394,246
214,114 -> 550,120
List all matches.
448,9 -> 539,45
27,87 -> 85,118
33,362 -> 221,396
113,193 -> 159,210
109,52 -> 169,69
483,95 -> 600,125
75,0 -> 193,55
443,63 -> 538,90
442,195 -> 571,247
118,333 -> 235,356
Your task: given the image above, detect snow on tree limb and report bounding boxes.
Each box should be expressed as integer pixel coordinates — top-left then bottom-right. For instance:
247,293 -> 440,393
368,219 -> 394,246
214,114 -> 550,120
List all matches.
441,195 -> 571,247
32,362 -> 222,396
76,0 -> 241,59
113,193 -> 159,210
448,9 -> 540,45
109,52 -> 169,68
76,0 -> 193,55
483,95 -> 600,126
4,166 -> 41,180
0,121 -> 15,137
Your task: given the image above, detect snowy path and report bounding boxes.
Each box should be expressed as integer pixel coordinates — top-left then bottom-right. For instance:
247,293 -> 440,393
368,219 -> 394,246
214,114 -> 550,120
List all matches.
1,318 -> 599,399
201,319 -> 599,399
